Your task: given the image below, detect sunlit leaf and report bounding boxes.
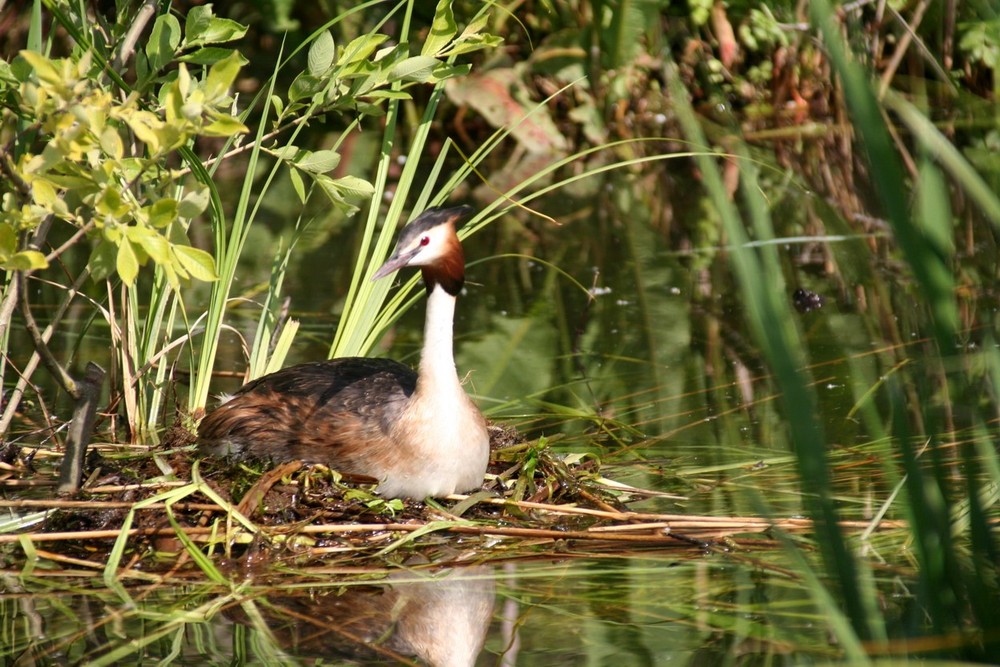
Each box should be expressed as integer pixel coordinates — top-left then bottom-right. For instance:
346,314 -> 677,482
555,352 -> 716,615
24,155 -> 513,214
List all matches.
340,33 -> 389,65
31,178 -> 58,208
95,185 -> 125,217
388,56 -> 441,82
178,187 -> 210,219
184,5 -> 213,44
457,12 -> 490,43
289,167 -> 306,204
185,6 -> 247,46
0,250 -> 47,271
100,126 -> 124,159
0,224 -> 16,255
87,239 -> 116,281
19,50 -> 61,86
203,114 -> 248,137
313,173 -> 365,214
446,32 -> 503,57
426,62 -> 470,82
270,93 -> 284,118
308,31 -> 336,77
329,174 -> 374,199
125,110 -> 163,153
117,240 -> 139,285
146,12 -> 181,73
173,244 -> 218,282
177,47 -> 240,66
288,73 -> 322,102
128,225 -> 170,264
295,149 -> 341,173
203,51 -> 242,103
360,90 -> 411,101
146,198 -> 178,228
421,1 -> 458,57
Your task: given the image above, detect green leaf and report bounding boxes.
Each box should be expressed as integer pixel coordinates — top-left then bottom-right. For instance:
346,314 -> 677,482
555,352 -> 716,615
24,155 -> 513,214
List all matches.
457,11 -> 491,43
134,51 -> 149,86
269,145 -> 301,160
203,50 -> 243,102
288,73 -> 322,102
340,33 -> 389,65
178,186 -> 210,219
295,149 -> 341,173
18,51 -> 61,86
176,47 -> 238,65
388,56 -> 442,82
360,90 -> 412,101
163,71 -> 186,123
128,225 -> 170,264
95,185 -> 125,217
422,1 -> 458,57
146,199 -> 178,228
100,127 -> 124,160
125,110 -> 163,154
185,6 -> 247,46
446,33 -> 503,57
314,174 -> 349,210
184,5 -> 213,43
199,17 -> 247,45
308,31 -> 336,77
289,167 -> 306,204
426,62 -> 470,83
172,245 -> 218,282
203,114 -> 249,137
117,240 -> 140,286
87,239 -> 116,281
0,223 -> 16,256
31,179 -> 58,208
147,13 -> 181,73
0,250 -> 47,271
329,175 -> 374,199
0,59 -> 14,84
270,93 -> 284,118
313,174 -> 371,215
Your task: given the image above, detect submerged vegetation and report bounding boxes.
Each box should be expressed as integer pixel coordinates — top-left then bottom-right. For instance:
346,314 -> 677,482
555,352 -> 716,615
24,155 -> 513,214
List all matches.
1,0 -> 999,663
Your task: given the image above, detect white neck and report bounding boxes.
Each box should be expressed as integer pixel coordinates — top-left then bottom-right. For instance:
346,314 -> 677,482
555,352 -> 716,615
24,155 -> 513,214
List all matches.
387,278 -> 489,499
417,283 -> 461,395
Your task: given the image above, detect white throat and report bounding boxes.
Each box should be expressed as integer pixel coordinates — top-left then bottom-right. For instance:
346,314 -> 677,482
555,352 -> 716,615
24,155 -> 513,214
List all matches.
418,283 -> 460,394
385,279 -> 490,498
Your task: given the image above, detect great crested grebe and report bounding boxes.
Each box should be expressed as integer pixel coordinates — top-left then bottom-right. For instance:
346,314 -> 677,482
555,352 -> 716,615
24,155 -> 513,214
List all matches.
197,206 -> 490,499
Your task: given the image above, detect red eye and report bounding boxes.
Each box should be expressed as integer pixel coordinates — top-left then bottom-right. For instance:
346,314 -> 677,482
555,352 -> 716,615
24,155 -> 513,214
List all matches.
419,236 -> 430,246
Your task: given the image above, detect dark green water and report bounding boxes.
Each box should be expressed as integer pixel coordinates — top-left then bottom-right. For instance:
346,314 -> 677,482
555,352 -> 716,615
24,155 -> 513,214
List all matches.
5,557 -> 848,664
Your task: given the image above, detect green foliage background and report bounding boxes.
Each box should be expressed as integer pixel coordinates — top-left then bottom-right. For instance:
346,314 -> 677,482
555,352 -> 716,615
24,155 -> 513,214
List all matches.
0,0 -> 999,661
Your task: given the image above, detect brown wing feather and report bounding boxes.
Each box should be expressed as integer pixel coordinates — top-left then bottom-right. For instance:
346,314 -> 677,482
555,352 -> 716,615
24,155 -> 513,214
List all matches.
197,358 -> 417,473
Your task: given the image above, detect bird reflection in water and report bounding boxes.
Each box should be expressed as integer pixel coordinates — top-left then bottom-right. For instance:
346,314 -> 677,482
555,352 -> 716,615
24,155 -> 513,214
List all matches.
222,566 -> 495,666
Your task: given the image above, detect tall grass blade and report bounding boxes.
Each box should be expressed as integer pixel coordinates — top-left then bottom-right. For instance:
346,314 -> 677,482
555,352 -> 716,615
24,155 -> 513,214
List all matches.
774,531 -> 871,663
664,58 -> 878,641
809,0 -> 956,350
328,7 -> 451,359
812,0 -> 1000,657
188,44 -> 284,412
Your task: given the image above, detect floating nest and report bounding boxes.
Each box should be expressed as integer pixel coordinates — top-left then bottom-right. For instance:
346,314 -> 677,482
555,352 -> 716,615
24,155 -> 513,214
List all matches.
0,419 -> 903,577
